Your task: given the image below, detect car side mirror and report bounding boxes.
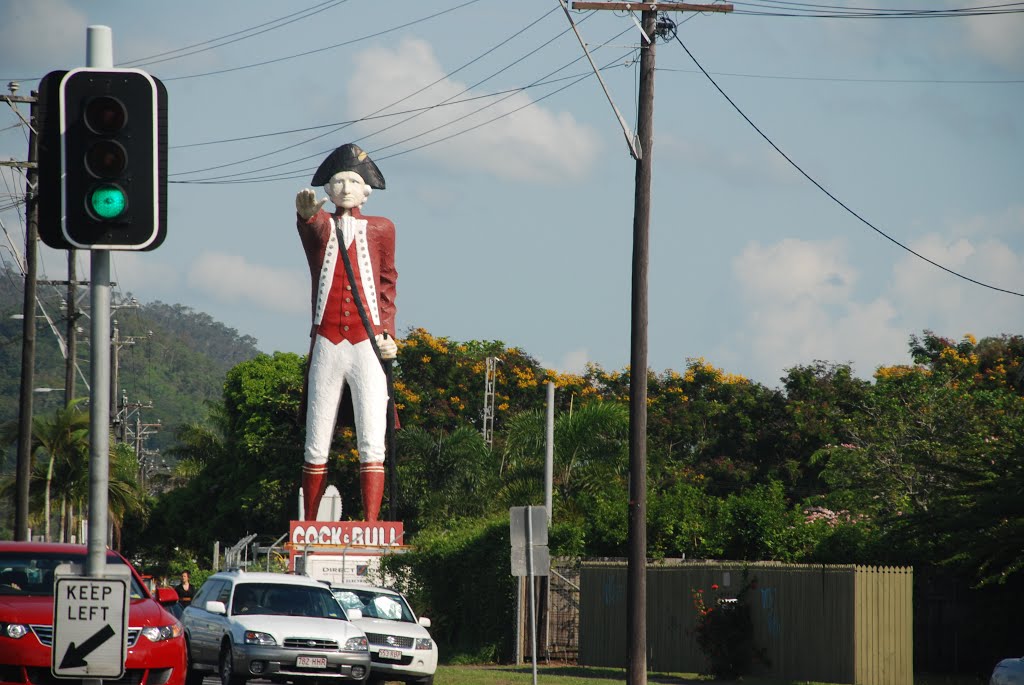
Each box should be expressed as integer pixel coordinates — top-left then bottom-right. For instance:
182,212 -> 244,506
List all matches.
418,617 -> 431,628
205,600 -> 227,615
347,608 -> 362,620
156,587 -> 179,605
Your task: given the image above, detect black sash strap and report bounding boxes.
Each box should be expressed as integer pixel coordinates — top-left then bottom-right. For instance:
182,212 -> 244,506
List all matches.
335,221 -> 386,365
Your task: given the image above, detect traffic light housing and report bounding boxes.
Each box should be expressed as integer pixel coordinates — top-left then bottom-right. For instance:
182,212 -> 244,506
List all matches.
38,68 -> 167,250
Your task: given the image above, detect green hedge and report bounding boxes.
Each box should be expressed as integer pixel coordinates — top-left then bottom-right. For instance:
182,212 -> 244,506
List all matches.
383,515 -> 517,663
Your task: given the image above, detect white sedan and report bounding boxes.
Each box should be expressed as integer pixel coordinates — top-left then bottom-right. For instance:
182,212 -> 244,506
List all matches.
330,584 -> 437,685
992,658 -> 1024,685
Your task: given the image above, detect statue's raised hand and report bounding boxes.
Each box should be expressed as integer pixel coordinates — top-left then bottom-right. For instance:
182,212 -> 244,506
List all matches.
296,188 -> 328,220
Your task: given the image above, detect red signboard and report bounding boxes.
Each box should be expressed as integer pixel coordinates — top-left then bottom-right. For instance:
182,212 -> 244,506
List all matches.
289,521 -> 404,547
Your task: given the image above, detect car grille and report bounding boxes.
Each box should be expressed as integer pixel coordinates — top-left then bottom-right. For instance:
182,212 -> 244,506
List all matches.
31,626 -> 141,647
364,633 -> 414,649
282,637 -> 339,650
26,667 -> 145,685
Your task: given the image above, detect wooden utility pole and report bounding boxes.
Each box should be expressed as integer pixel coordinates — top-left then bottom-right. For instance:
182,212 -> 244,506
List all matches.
12,92 -> 40,541
567,4 -> 731,684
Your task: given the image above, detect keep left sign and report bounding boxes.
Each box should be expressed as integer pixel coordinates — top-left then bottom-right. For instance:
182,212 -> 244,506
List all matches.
52,568 -> 130,679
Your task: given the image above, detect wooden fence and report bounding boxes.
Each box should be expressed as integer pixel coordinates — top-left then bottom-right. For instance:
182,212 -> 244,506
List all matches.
578,560 -> 912,685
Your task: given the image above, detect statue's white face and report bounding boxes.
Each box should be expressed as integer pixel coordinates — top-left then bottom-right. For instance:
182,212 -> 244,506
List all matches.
324,170 -> 369,209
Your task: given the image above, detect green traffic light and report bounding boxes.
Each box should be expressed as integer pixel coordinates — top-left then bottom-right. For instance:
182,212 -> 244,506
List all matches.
88,185 -> 127,220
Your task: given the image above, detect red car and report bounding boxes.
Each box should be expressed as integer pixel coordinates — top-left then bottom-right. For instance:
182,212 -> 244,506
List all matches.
0,541 -> 186,685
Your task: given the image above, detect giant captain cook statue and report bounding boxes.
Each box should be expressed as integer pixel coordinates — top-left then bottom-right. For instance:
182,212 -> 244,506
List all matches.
295,143 -> 397,523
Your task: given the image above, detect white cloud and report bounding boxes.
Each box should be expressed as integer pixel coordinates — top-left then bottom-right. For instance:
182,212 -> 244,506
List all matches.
108,253 -> 182,296
730,224 -> 1024,387
0,1 -> 85,72
734,238 -> 857,303
186,252 -> 306,315
732,238 -> 904,381
962,3 -> 1024,70
889,232 -> 1024,336
345,38 -> 599,181
557,347 -> 590,375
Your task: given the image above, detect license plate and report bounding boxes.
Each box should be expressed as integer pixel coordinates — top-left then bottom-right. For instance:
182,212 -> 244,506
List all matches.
296,655 -> 328,669
378,649 -> 402,661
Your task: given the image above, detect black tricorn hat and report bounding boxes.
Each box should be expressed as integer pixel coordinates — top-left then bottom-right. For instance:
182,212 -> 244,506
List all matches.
311,143 -> 386,189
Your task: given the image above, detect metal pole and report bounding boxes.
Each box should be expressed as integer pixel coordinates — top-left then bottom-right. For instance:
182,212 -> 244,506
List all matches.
111,320 -> 119,421
268,533 -> 288,571
627,11 -> 656,685
65,253 -> 77,402
526,507 -> 538,685
14,96 -> 39,541
85,24 -> 113,585
544,382 -> 554,524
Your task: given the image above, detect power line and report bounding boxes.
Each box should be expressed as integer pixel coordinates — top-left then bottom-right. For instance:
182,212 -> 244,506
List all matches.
730,1 -> 1024,18
358,8 -> 592,153
118,0 -> 348,69
161,0 -> 486,82
672,33 -> 1023,298
172,6 -> 581,181
171,5 -> 563,179
655,67 -> 1024,84
170,80 -> 588,150
173,37 -> 637,185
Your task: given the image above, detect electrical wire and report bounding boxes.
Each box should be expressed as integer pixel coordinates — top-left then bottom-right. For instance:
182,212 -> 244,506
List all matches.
118,0 -> 349,69
167,68 -> 605,182
672,33 -> 1023,297
174,35 -> 637,184
730,1 -> 1024,18
170,5 -> 563,179
171,83 -> 585,150
654,67 -> 1024,84
161,0 -> 486,82
358,9 -> 594,154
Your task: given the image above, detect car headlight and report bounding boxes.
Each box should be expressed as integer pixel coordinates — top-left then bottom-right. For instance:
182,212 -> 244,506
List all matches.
414,638 -> 433,650
343,636 -> 368,652
141,622 -> 183,642
1,623 -> 28,639
244,631 -> 276,646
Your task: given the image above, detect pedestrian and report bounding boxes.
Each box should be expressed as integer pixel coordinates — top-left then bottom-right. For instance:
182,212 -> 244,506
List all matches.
295,143 -> 397,523
174,570 -> 194,606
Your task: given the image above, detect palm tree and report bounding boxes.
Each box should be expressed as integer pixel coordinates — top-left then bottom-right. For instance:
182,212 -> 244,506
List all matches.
108,442 -> 149,549
0,399 -> 91,540
396,425 -> 500,527
500,401 -> 629,518
163,404 -> 229,487
1,401 -> 150,544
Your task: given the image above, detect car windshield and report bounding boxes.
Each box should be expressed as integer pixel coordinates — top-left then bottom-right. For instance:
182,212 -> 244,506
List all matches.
0,551 -> 145,599
231,583 -> 346,620
332,588 -> 416,623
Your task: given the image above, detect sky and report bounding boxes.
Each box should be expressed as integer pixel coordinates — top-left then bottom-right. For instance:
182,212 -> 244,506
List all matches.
1,0 -> 1022,392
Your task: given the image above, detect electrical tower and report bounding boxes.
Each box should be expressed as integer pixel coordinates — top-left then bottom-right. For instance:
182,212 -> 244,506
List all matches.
482,356 -> 500,449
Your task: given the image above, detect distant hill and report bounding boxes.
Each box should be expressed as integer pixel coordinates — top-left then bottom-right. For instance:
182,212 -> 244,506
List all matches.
0,265 -> 261,455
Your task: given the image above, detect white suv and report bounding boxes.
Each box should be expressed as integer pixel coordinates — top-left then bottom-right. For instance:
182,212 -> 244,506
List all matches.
182,571 -> 370,685
330,584 -> 437,685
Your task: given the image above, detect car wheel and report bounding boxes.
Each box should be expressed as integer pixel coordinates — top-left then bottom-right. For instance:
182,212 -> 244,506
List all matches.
219,643 -> 246,685
413,676 -> 434,685
184,642 -> 204,685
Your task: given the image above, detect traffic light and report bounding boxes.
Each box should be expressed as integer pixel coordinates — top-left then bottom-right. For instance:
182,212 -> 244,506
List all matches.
37,68 -> 167,250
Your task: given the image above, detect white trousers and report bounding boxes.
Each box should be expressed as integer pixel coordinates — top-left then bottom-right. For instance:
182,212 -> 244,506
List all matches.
304,335 -> 388,466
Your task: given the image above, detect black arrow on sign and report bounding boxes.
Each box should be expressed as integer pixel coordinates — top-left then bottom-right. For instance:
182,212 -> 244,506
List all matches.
60,624 -> 116,669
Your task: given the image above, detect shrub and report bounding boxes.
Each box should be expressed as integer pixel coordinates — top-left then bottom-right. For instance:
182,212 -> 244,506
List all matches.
691,572 -> 767,679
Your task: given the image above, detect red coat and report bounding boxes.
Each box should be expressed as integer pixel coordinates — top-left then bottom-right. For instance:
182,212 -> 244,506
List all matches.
296,205 -> 397,339
296,205 -> 399,429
